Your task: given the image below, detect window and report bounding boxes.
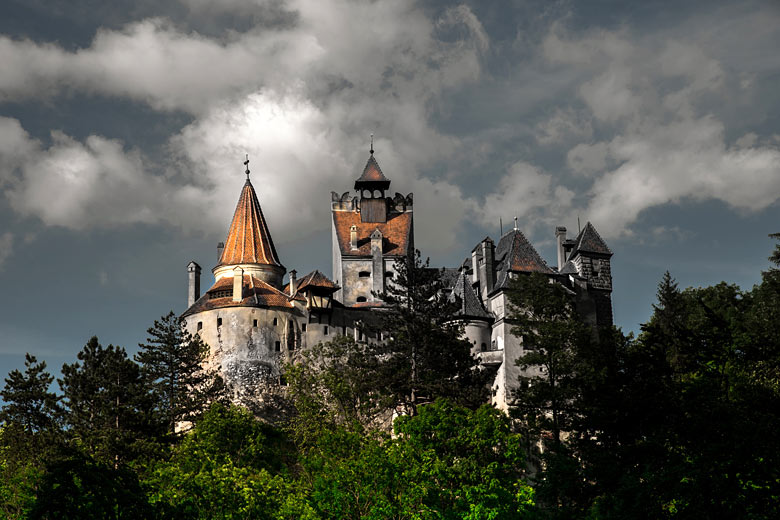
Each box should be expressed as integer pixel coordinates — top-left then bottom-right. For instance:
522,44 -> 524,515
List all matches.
302,324 -> 307,332
273,317 -> 278,326
385,271 -> 393,279
356,296 -> 367,303
481,342 -> 487,352
217,317 -> 222,327
324,325 -> 329,335
197,321 -> 203,331
358,271 -> 370,278
253,319 -> 258,327
274,341 -> 281,352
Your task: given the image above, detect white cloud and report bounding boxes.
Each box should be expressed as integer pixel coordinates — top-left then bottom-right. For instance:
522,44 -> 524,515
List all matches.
567,141 -> 608,175
479,161 -> 574,233
536,107 -> 592,145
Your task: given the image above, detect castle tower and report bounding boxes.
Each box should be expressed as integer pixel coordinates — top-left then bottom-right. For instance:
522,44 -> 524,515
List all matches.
212,167 -> 286,288
566,222 -> 614,328
181,159 -> 303,408
331,144 -> 414,306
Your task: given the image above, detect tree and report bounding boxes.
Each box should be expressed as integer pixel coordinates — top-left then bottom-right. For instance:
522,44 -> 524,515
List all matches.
0,354 -> 63,519
145,403 -> 311,519
373,249 -> 487,416
136,311 -> 225,437
60,337 -> 157,465
507,272 -> 590,449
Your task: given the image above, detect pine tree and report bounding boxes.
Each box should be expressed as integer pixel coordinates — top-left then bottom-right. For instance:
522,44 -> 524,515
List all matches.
0,354 -> 61,435
136,311 -> 225,437
372,250 -> 487,416
59,337 -> 155,465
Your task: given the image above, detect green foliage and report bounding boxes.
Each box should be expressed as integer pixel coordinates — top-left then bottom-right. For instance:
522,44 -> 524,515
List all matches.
136,311 -> 226,437
0,354 -> 60,435
59,337 -> 159,465
145,403 -> 313,520
285,335 -> 390,443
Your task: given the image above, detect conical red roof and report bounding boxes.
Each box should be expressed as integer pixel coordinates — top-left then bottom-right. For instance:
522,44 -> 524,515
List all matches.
217,179 -> 282,267
354,154 -> 390,189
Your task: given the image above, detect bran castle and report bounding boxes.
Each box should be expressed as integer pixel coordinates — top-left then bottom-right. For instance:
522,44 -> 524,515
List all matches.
181,149 -> 613,412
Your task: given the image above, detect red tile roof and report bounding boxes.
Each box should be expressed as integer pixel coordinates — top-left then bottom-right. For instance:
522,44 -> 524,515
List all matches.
355,155 -> 390,187
182,274 -> 294,316
332,210 -> 412,257
217,180 -> 282,267
295,270 -> 339,292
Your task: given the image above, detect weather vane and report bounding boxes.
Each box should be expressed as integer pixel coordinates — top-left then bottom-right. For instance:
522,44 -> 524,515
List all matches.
370,133 -> 374,155
244,154 -> 250,180
514,216 -> 518,230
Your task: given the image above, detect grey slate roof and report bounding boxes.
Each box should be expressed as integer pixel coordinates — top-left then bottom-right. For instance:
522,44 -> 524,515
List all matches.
449,269 -> 492,320
493,229 -> 554,290
572,222 -> 612,256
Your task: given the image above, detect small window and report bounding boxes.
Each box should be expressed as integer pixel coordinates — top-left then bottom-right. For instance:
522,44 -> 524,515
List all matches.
197,321 -> 203,331
273,317 -> 278,326
274,341 -> 281,352
217,318 -> 222,327
358,271 -> 370,278
324,325 -> 329,335
253,319 -> 258,327
302,324 -> 307,332
385,271 -> 393,279
357,296 -> 367,303
481,342 -> 487,352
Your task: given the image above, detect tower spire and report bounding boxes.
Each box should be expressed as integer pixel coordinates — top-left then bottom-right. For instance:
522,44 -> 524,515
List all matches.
244,154 -> 250,180
369,133 -> 374,155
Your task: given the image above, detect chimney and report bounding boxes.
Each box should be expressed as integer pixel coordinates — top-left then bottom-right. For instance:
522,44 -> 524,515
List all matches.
232,266 -> 244,302
289,269 -> 297,297
371,229 -> 384,297
350,225 -> 358,250
480,238 -> 495,301
217,242 -> 225,262
471,248 -> 480,287
187,261 -> 201,307
555,227 -> 567,270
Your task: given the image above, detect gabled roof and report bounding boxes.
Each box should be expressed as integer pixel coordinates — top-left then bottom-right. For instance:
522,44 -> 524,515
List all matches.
332,211 -> 412,257
571,222 -> 612,256
450,270 -> 491,320
354,154 -> 390,188
294,270 -> 340,293
217,179 -> 283,268
493,229 -> 554,290
182,275 -> 294,317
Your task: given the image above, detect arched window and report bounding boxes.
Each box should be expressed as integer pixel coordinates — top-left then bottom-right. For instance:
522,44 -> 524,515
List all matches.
357,296 -> 367,303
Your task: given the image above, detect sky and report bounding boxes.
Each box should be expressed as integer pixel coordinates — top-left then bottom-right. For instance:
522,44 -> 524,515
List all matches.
1,0 -> 779,382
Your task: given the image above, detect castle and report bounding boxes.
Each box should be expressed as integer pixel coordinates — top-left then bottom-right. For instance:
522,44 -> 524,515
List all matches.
181,149 -> 613,412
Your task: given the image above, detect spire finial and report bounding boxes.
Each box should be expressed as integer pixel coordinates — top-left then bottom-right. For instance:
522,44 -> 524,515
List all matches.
513,216 -> 518,231
244,154 -> 250,180
369,133 -> 374,155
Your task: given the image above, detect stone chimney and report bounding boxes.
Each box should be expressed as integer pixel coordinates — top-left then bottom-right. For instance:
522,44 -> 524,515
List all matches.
232,266 -> 244,302
289,269 -> 297,297
471,248 -> 480,287
371,229 -> 384,297
217,241 -> 225,262
350,225 -> 358,250
480,238 -> 495,301
187,261 -> 201,307
555,226 -> 567,270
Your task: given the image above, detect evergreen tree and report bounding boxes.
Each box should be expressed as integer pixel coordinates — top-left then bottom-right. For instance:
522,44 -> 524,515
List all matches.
0,353 -> 61,435
136,311 -> 225,437
373,249 -> 487,416
60,337 -> 156,465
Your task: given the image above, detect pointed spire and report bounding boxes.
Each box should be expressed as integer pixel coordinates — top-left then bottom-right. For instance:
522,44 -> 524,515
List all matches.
217,165 -> 282,268
370,133 -> 374,155
243,154 -> 250,181
513,216 -> 518,231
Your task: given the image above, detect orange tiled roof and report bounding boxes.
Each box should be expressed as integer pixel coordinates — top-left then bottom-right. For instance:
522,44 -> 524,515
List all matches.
295,270 -> 339,292
355,155 -> 390,186
332,211 -> 412,257
182,274 -> 294,316
217,179 -> 282,267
